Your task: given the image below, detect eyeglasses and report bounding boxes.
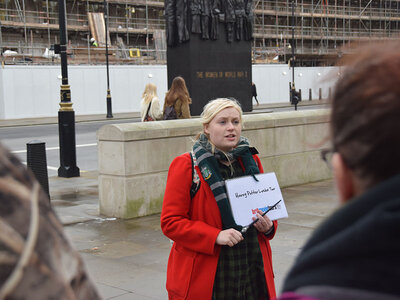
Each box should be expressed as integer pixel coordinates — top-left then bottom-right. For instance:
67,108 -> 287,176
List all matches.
320,148 -> 335,169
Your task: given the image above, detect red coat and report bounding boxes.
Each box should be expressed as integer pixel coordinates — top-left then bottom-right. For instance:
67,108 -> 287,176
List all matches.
161,153 -> 277,300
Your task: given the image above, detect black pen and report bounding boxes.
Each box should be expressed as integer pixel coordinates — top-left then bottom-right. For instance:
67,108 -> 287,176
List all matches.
241,200 -> 282,234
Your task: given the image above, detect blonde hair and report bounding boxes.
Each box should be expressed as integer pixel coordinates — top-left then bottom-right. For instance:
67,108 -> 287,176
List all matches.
196,98 -> 243,144
198,98 -> 244,167
142,83 -> 158,105
200,98 -> 243,128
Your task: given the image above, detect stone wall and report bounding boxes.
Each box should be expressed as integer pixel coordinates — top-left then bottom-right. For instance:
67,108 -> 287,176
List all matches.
97,109 -> 331,219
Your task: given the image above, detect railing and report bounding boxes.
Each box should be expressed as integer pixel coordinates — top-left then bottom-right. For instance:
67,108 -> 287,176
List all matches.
0,8 -> 76,25
253,24 -> 400,39
108,16 -> 165,31
0,8 -> 165,30
252,45 -> 355,56
85,0 -> 164,5
254,0 -> 400,20
1,44 -> 167,65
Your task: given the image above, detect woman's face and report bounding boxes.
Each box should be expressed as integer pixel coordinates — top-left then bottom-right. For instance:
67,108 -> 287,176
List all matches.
204,107 -> 242,152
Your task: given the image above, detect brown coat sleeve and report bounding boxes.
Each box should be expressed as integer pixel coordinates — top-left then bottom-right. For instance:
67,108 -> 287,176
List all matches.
175,98 -> 191,119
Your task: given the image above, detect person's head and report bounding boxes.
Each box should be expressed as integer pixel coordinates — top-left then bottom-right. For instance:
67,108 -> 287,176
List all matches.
171,76 -> 187,91
142,83 -> 158,104
330,42 -> 400,202
200,98 -> 243,152
165,76 -> 191,106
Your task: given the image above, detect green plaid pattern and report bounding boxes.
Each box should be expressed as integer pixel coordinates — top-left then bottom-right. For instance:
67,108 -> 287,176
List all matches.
212,227 -> 268,300
212,162 -> 269,300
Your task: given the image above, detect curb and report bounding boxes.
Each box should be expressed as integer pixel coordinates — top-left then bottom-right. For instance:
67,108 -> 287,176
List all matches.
0,100 -> 329,128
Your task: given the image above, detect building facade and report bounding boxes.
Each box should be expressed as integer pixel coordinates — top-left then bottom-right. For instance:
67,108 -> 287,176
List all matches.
1,0 -> 399,65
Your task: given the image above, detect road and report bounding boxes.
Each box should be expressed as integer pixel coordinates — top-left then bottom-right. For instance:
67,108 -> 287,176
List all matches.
0,103 -> 327,177
0,118 -> 140,177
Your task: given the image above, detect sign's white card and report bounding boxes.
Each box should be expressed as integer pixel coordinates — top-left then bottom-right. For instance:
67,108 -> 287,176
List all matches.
225,172 -> 288,226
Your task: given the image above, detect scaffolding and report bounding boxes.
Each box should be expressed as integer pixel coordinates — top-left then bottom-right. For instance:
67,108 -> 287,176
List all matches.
0,0 -> 166,64
0,0 -> 399,65
252,0 -> 400,65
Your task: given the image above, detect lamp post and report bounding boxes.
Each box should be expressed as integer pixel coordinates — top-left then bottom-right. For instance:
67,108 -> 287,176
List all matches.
104,0 -> 113,118
289,0 -> 300,110
291,0 -> 295,91
57,0 -> 79,177
145,0 -> 149,53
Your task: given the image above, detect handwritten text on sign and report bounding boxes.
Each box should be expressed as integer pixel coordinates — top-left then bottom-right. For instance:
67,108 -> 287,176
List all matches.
225,172 -> 288,227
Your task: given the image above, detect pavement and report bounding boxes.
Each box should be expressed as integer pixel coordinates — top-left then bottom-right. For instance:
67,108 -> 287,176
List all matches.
2,99 -> 335,299
0,99 -> 329,127
49,172 -> 338,300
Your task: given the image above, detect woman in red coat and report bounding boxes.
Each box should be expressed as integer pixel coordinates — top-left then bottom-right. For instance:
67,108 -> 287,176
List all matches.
161,98 -> 277,300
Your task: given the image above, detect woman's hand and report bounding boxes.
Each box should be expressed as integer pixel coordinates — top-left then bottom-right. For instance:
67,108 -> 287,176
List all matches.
216,229 -> 243,247
253,209 -> 274,234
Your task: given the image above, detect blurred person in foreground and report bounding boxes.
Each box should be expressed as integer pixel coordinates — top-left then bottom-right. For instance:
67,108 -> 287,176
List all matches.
280,42 -> 400,300
0,143 -> 101,299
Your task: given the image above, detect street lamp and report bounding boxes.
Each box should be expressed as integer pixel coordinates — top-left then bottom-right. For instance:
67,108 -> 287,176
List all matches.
291,0 -> 295,92
104,0 -> 113,118
145,0 -> 149,53
289,0 -> 300,110
57,0 -> 80,177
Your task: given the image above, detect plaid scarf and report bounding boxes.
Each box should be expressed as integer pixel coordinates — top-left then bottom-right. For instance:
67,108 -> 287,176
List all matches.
192,134 -> 260,230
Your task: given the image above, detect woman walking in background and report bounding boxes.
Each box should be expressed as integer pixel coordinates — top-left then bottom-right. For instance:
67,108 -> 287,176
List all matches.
252,82 -> 259,105
140,83 -> 163,122
161,98 -> 277,299
163,76 -> 192,119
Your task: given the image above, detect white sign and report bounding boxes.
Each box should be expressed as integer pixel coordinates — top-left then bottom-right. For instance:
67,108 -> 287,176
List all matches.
225,172 -> 288,226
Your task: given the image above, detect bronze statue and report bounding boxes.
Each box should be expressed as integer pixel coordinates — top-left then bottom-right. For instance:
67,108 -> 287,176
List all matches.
165,0 -> 253,45
190,0 -> 202,34
165,0 -> 190,46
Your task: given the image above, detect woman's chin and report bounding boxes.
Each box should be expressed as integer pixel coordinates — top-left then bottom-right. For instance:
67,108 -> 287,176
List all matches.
219,144 -> 236,152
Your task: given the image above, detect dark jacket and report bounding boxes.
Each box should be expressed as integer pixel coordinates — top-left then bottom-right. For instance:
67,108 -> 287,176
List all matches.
251,83 -> 257,97
282,174 -> 400,299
